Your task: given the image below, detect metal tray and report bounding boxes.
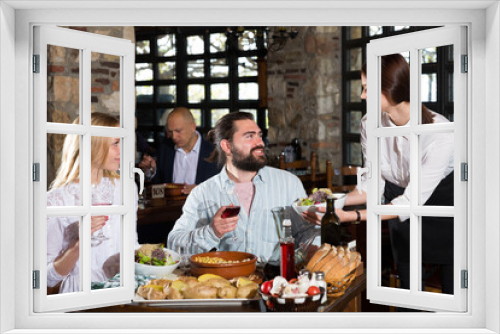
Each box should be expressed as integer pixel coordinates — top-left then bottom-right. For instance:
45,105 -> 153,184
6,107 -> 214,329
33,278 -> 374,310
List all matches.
133,294 -> 260,306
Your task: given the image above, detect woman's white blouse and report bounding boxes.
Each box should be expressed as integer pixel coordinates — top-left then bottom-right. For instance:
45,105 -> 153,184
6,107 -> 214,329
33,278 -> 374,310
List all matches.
46,177 -> 139,294
359,111 -> 454,222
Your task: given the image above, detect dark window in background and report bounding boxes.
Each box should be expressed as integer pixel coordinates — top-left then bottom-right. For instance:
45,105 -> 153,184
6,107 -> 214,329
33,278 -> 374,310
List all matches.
341,26 -> 453,166
134,27 -> 268,149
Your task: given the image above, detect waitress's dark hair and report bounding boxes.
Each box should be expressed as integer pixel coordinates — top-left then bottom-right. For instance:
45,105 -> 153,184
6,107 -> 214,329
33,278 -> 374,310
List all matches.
206,111 -> 255,167
361,54 -> 434,124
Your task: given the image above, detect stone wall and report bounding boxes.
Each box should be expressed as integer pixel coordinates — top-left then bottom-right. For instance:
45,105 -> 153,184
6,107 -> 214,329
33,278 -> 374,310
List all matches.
47,26 -> 134,187
266,26 -> 342,173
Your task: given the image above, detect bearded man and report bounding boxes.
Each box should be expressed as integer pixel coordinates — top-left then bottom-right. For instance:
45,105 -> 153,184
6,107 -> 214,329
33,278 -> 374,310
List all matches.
167,112 -> 320,261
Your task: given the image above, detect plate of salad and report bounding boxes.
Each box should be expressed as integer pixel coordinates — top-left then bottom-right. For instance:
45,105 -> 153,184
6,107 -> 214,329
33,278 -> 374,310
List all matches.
292,188 -> 347,215
135,243 -> 180,277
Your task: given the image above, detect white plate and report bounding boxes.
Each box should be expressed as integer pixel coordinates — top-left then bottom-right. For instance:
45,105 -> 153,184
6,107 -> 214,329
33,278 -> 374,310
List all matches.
133,293 -> 260,306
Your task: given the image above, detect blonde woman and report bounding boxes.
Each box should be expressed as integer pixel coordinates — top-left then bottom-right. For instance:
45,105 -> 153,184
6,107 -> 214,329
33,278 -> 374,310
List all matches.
46,112 -> 139,294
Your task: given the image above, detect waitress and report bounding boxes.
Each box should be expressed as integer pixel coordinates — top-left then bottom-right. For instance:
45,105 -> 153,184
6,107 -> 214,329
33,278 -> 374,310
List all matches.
304,54 -> 455,296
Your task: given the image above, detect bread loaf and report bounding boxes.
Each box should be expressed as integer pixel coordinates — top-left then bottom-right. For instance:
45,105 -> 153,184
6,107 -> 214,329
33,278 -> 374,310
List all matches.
305,243 -> 361,282
306,243 -> 332,271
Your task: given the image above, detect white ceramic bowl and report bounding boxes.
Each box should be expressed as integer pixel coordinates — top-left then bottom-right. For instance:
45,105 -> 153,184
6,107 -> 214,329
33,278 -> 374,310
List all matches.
292,193 -> 347,216
134,248 -> 180,277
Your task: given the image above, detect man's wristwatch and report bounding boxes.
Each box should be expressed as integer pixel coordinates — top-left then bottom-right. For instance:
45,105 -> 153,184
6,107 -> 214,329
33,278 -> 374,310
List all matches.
354,210 -> 361,224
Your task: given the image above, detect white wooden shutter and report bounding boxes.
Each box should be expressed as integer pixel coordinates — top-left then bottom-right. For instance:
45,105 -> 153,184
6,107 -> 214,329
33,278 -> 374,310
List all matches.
366,26 -> 468,312
33,26 -> 136,312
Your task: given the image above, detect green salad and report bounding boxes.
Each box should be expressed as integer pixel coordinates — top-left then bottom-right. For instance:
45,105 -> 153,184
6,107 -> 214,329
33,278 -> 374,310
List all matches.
297,188 -> 333,206
134,243 -> 178,266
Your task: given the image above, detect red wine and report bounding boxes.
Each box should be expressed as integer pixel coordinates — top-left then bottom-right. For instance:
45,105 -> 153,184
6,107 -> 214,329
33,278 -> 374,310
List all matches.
221,206 -> 240,218
280,241 -> 296,280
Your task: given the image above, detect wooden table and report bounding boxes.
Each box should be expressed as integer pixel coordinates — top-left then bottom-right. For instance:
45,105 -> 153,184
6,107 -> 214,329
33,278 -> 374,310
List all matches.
78,273 -> 366,313
137,200 -> 185,226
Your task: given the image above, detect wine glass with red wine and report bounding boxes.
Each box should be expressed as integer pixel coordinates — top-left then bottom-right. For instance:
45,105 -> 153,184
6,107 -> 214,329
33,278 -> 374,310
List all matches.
220,189 -> 242,245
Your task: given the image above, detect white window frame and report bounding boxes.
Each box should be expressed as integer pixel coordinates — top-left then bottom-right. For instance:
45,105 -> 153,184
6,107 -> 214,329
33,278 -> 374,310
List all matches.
1,1 -> 498,333
365,26 -> 468,312
32,25 -> 137,312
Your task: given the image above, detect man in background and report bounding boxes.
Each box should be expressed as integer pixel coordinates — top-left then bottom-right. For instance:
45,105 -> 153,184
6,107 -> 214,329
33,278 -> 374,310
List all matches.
140,107 -> 220,194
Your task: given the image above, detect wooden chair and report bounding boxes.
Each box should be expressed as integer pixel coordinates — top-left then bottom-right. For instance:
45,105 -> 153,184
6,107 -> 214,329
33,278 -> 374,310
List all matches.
279,151 -> 317,193
326,162 -> 360,193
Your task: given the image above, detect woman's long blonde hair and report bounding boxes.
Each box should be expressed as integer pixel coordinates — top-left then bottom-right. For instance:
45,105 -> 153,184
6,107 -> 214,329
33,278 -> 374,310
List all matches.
50,112 -> 120,189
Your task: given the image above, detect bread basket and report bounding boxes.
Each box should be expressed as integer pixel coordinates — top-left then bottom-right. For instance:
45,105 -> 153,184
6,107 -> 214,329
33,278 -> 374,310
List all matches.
325,267 -> 357,298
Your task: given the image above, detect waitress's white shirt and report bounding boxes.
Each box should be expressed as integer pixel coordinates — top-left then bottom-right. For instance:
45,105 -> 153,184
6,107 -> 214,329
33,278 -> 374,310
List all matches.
358,110 -> 454,222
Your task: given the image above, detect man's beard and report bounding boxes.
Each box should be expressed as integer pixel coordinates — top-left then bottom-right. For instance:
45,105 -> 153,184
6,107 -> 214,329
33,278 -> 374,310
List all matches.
230,145 -> 267,172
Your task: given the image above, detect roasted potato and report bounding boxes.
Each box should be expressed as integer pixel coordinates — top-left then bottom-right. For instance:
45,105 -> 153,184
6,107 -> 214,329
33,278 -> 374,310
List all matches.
165,287 -> 184,300
202,278 -> 231,288
183,285 -> 218,299
236,282 -> 259,299
217,285 -> 237,299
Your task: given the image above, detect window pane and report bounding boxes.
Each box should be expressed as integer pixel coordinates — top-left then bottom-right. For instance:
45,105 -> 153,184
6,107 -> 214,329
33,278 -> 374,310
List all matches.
90,212 -> 122,291
46,216 -> 81,294
188,84 -> 205,103
211,109 -> 230,126
158,62 -> 176,80
238,56 -> 258,77
191,109 -> 202,127
347,111 -> 362,134
135,63 -> 153,81
369,26 -> 383,37
419,133 -> 454,206
210,58 -> 228,78
240,109 -> 257,120
381,52 -> 410,127
92,52 -> 121,121
158,85 -> 176,103
422,47 -> 437,64
47,44 -> 79,124
348,27 -> 362,40
380,135 -> 410,203
210,33 -> 227,53
239,83 -> 258,100
349,79 -> 362,103
211,83 -> 229,100
349,47 -> 363,71
187,59 -> 204,78
136,40 -> 150,55
47,133 -> 77,196
187,35 -> 204,55
239,29 -> 258,51
347,142 -> 362,166
157,108 -> 168,126
157,34 -> 175,57
421,216 -> 454,295
136,86 -> 153,103
380,219 -> 394,289
136,108 -> 154,126
421,73 -> 437,102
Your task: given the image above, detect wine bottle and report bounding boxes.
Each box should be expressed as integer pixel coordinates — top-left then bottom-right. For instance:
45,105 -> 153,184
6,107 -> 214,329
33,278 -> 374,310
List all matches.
321,196 -> 341,246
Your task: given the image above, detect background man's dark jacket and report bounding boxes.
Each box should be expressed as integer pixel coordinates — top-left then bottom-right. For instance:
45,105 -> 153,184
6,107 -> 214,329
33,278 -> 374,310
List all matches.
152,137 -> 220,185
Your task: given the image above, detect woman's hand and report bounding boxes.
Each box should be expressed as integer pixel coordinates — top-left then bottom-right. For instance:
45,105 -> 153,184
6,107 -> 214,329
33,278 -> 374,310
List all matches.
211,206 -> 239,239
91,215 -> 108,234
302,206 -> 325,226
302,207 -> 357,225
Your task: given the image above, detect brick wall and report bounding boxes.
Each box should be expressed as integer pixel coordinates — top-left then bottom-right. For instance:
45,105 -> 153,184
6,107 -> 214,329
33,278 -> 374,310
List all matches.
266,26 -> 342,173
